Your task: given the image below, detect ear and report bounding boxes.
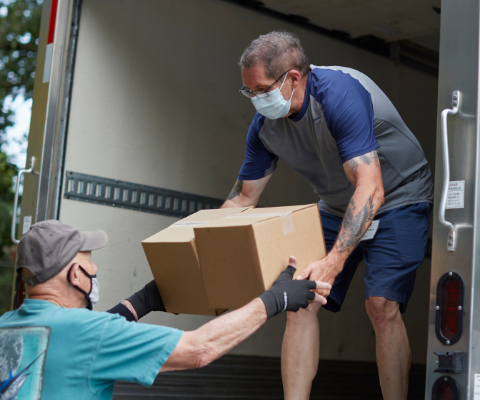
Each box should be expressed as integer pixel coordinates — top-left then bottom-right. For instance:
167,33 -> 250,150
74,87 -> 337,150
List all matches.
68,263 -> 82,288
289,69 -> 301,88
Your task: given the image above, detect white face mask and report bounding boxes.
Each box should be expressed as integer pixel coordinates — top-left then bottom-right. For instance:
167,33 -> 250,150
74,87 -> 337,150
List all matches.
68,264 -> 99,310
251,73 -> 295,119
89,277 -> 99,309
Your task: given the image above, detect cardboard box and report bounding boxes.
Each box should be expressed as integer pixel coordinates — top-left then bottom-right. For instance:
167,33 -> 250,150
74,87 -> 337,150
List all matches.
194,204 -> 326,310
142,207 -> 251,315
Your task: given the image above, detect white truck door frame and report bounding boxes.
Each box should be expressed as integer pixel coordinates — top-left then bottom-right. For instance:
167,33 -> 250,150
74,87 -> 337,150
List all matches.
10,0 -> 77,309
426,0 -> 480,399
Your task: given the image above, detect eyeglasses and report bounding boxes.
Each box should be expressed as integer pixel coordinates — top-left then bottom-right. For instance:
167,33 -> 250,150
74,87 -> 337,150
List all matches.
239,70 -> 290,98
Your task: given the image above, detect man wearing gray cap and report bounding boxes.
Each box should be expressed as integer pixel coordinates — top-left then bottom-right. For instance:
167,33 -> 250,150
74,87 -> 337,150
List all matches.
0,220 -> 330,400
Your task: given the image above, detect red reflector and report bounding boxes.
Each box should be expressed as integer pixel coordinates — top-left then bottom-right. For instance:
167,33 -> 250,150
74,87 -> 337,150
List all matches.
441,278 -> 460,339
437,381 -> 455,400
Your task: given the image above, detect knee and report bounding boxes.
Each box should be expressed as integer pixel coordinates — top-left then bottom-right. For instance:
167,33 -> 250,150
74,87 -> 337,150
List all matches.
365,297 -> 400,329
286,302 -> 322,323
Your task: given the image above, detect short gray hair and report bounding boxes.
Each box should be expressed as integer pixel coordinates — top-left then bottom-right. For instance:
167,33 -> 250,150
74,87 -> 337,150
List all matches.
239,31 -> 309,78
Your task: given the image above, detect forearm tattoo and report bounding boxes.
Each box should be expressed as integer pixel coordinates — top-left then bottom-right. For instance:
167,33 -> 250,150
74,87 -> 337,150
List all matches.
227,179 -> 244,200
337,196 -> 375,254
346,151 -> 380,172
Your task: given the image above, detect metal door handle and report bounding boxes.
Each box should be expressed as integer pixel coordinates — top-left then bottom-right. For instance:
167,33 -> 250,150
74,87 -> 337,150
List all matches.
11,157 -> 36,244
439,91 -> 460,252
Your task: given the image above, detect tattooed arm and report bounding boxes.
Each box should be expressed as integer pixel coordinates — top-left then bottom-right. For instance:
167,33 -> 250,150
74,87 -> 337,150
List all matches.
222,174 -> 273,208
298,150 -> 384,294
336,151 -> 384,254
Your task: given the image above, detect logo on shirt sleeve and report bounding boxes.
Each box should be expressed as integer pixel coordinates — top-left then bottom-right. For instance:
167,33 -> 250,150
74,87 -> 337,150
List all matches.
0,327 -> 51,400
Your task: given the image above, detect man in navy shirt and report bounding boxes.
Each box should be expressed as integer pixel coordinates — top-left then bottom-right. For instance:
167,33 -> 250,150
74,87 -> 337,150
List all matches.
222,31 -> 433,400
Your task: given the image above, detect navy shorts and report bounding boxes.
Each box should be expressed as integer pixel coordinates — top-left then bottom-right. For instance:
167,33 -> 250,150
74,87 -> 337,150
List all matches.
321,202 -> 432,314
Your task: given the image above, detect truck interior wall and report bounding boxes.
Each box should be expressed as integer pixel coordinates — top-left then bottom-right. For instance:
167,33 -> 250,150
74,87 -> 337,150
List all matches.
58,0 -> 438,363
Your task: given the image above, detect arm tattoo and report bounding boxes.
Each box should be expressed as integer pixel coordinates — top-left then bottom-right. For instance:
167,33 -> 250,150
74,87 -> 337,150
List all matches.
346,158 -> 359,172
346,151 -> 380,172
337,196 -> 375,254
227,179 -> 244,200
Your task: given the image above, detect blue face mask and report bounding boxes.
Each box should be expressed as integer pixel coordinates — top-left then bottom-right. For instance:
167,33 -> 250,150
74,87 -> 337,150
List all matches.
251,73 -> 295,119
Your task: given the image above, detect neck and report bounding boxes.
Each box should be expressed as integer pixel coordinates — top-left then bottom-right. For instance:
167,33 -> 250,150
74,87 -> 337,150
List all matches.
287,74 -> 308,118
27,283 -> 86,309
27,293 -> 70,308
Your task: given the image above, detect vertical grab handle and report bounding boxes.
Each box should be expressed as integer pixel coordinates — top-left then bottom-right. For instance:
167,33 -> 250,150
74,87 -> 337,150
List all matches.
11,157 -> 36,244
439,91 -> 460,252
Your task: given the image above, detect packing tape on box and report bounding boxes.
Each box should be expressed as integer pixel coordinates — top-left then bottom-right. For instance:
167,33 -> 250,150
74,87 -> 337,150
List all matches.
226,213 -> 295,235
280,214 -> 295,235
171,221 -> 209,227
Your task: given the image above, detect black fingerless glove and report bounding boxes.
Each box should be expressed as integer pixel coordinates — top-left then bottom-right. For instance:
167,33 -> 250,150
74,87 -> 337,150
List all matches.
259,266 -> 316,319
127,280 -> 166,319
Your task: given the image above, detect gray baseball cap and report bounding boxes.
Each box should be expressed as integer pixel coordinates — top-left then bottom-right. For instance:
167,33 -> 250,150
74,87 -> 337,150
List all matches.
17,220 -> 108,286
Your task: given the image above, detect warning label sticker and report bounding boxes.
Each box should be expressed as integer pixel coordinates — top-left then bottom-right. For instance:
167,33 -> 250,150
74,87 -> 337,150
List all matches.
447,180 -> 465,209
474,374 -> 480,400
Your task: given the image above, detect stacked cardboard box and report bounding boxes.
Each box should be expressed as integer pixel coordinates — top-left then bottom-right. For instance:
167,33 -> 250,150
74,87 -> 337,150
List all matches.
142,204 -> 326,315
195,204 -> 326,310
142,207 -> 250,315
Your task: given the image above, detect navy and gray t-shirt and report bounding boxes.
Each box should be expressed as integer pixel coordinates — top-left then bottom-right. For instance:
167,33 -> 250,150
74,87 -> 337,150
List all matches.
238,65 -> 434,217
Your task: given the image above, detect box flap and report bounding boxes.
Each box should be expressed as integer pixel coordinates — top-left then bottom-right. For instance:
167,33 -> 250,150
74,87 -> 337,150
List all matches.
197,204 -> 317,228
142,207 -> 251,243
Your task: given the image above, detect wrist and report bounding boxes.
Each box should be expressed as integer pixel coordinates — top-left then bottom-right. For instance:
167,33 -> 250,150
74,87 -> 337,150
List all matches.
325,251 -> 345,274
252,297 -> 268,319
258,291 -> 276,320
122,300 -> 139,321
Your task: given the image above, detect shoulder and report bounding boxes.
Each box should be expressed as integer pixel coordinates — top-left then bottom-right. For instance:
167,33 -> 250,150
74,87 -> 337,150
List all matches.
97,313 -> 183,355
249,112 -> 267,134
56,308 -> 127,332
246,112 -> 268,147
84,309 -> 136,327
0,311 -> 13,321
65,309 -> 180,342
309,66 -> 370,101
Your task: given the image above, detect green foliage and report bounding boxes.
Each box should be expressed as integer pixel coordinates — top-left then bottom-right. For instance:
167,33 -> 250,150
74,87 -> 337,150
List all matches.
0,0 -> 42,313
0,152 -> 16,315
0,150 -> 16,314
0,266 -> 13,314
0,150 -> 16,247
0,0 -> 42,145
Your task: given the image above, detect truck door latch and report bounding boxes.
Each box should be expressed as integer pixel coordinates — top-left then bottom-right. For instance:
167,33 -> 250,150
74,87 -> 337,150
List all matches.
434,351 -> 466,373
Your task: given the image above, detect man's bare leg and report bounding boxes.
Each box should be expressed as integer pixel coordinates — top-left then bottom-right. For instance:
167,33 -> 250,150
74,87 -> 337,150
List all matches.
282,302 -> 322,400
366,297 -> 411,400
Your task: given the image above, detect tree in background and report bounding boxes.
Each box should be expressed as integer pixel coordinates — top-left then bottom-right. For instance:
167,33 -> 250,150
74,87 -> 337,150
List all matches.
0,152 -> 16,248
0,0 -> 41,141
0,0 -> 42,314
0,152 -> 17,314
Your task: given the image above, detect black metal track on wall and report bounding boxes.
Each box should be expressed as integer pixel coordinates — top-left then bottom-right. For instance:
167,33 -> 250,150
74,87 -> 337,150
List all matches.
63,172 -> 223,218
223,0 -> 439,77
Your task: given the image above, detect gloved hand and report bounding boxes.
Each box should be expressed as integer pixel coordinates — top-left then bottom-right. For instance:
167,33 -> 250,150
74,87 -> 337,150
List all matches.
127,280 -> 166,319
258,256 -> 330,319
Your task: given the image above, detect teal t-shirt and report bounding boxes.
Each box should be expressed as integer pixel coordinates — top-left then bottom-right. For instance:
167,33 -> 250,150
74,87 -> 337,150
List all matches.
0,299 -> 183,400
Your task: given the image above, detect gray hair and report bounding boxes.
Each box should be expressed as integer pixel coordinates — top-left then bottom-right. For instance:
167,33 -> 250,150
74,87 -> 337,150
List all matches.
239,31 -> 309,78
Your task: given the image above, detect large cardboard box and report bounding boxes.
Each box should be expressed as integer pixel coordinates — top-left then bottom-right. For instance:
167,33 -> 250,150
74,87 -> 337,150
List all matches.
194,204 -> 326,310
142,207 -> 251,315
